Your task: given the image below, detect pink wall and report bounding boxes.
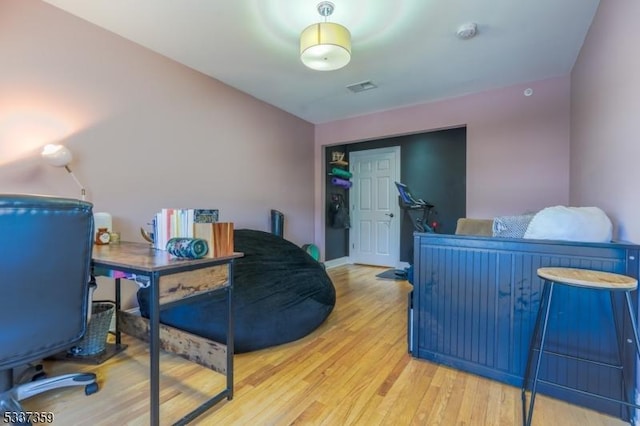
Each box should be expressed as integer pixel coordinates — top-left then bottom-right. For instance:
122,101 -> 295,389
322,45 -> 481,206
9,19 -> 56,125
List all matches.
0,0 -> 314,243
314,77 -> 571,256
571,0 -> 640,243
0,0 -> 314,306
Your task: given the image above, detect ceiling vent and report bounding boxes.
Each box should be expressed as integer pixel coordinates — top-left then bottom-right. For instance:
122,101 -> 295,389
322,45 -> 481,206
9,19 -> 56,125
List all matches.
346,80 -> 378,93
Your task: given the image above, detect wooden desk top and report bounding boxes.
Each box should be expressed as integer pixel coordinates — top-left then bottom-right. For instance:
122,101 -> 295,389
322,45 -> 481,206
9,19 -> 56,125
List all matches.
537,267 -> 637,291
92,241 -> 243,273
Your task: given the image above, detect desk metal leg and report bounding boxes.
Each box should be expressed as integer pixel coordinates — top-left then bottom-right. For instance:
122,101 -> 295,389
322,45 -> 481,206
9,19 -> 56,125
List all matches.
227,260 -> 234,400
115,278 -> 122,346
150,272 -> 160,426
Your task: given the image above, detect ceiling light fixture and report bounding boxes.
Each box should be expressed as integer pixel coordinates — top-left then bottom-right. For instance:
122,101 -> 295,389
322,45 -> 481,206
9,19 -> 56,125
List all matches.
300,1 -> 351,71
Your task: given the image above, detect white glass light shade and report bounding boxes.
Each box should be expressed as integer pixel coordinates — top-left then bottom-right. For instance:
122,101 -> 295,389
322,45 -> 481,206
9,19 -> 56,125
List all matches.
41,144 -> 72,167
300,22 -> 351,71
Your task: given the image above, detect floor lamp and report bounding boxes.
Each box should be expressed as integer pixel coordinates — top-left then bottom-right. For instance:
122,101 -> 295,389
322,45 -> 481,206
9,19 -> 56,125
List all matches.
41,144 -> 86,201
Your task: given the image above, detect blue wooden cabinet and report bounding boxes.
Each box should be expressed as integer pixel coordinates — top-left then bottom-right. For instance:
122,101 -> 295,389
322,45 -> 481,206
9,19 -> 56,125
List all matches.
411,233 -> 640,420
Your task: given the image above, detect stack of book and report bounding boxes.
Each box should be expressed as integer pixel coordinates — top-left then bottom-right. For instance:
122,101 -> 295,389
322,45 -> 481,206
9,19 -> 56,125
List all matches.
152,208 -> 234,257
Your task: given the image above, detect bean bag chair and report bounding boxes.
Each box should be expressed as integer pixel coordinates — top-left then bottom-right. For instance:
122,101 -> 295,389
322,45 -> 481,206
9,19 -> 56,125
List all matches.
137,229 -> 336,353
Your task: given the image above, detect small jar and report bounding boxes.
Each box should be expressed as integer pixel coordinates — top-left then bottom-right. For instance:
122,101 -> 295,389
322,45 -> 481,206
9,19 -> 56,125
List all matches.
96,227 -> 111,245
109,231 -> 120,244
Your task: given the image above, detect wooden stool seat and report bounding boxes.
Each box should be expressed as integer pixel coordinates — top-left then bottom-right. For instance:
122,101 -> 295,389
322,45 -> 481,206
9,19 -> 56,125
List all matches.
522,267 -> 640,426
537,267 -> 637,291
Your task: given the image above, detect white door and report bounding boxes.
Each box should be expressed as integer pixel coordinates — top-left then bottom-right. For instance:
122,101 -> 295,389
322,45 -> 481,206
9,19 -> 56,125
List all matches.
349,147 -> 401,267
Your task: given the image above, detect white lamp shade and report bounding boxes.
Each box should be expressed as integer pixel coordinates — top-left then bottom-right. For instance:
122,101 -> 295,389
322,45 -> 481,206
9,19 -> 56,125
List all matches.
94,212 -> 113,233
300,22 -> 351,71
41,144 -> 72,167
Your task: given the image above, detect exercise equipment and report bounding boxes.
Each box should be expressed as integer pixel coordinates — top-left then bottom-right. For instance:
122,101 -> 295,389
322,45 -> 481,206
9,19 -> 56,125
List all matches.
394,181 -> 437,233
331,177 -> 352,189
331,167 -> 353,179
328,193 -> 350,228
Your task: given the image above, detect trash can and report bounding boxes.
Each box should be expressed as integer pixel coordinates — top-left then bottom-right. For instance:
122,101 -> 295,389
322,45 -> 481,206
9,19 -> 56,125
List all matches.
270,209 -> 284,238
68,302 -> 115,357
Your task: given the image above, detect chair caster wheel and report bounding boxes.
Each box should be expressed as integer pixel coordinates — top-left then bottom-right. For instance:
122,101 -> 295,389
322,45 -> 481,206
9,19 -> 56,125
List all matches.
85,382 -> 99,395
32,371 -> 47,381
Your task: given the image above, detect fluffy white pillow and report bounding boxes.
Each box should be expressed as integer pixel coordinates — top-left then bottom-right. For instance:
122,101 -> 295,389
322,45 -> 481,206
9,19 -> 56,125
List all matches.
523,206 -> 612,242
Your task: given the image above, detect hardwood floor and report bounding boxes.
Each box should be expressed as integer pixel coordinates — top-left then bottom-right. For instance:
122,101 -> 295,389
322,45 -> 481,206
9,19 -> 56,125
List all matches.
28,264 -> 626,425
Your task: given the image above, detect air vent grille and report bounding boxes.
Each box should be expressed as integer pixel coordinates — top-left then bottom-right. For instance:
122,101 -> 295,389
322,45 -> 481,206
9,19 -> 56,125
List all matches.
346,80 -> 377,93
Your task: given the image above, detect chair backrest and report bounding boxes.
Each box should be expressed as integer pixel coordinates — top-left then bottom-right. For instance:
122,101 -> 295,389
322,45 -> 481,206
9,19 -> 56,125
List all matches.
0,194 -> 94,370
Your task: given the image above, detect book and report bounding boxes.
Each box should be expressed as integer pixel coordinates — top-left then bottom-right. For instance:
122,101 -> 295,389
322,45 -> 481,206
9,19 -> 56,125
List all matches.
212,222 -> 234,257
193,222 -> 214,256
193,209 -> 219,223
152,208 -> 219,250
193,222 -> 234,257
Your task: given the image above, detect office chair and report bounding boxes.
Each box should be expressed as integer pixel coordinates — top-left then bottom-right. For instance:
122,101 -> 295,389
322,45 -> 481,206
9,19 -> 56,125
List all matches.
0,194 -> 98,422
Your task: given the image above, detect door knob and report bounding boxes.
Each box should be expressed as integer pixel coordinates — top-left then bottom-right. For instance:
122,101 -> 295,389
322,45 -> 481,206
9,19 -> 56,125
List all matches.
385,213 -> 394,218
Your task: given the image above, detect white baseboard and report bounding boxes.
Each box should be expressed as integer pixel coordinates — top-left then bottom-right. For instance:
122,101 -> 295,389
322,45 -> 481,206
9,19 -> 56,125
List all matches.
324,256 -> 352,269
323,257 -> 407,270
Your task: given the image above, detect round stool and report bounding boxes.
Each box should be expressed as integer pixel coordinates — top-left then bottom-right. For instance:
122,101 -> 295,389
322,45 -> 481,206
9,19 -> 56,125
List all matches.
521,267 -> 640,426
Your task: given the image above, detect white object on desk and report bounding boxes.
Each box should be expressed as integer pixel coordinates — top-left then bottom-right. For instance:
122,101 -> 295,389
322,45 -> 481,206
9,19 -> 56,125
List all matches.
94,212 -> 112,233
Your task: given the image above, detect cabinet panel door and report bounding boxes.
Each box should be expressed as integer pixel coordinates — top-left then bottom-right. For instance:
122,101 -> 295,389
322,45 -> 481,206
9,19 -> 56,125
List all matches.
412,234 -> 636,419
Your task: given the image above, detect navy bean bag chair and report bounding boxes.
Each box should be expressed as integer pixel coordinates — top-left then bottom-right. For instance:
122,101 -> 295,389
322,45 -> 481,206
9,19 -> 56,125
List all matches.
137,229 -> 336,353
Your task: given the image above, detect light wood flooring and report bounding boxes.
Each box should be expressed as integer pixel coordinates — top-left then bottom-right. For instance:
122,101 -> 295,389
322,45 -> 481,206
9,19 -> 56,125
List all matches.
27,264 -> 627,425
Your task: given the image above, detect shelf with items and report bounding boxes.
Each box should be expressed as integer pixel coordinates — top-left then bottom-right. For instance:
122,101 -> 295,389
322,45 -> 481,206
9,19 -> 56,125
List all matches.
328,152 -> 352,189
330,151 -> 348,167
325,144 -> 350,261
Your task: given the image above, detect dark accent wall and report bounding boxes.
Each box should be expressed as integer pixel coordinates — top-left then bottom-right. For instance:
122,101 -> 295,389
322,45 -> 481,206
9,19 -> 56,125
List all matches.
325,144 -> 351,261
324,127 -> 467,262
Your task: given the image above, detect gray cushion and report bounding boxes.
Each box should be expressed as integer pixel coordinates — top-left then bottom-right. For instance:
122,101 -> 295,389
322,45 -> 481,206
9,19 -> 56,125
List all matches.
492,214 -> 536,238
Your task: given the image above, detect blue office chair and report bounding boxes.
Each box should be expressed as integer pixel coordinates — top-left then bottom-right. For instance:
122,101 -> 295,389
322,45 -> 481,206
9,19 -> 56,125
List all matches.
0,194 -> 98,423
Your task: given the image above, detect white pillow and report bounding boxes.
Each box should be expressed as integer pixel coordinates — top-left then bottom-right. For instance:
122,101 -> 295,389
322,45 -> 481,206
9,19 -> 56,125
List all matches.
523,206 -> 612,242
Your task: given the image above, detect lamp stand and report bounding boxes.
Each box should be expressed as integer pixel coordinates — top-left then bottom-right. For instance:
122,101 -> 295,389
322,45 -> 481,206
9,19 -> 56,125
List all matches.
64,165 -> 86,201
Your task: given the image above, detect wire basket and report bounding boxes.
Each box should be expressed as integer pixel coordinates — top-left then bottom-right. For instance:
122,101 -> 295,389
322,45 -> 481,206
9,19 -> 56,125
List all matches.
68,302 -> 115,356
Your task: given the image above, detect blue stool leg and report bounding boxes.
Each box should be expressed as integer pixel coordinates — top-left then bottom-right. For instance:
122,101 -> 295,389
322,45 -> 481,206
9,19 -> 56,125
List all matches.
624,291 -> 640,359
521,281 -> 551,423
524,282 -> 555,426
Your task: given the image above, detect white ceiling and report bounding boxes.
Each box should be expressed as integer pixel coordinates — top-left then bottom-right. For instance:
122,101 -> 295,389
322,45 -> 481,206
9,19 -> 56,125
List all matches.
42,0 -> 600,124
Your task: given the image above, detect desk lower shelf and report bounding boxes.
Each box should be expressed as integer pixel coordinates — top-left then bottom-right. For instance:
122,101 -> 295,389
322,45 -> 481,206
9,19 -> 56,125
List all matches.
117,310 -> 228,374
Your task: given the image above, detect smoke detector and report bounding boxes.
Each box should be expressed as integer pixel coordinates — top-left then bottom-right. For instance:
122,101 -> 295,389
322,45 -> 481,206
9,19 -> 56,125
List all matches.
456,23 -> 478,40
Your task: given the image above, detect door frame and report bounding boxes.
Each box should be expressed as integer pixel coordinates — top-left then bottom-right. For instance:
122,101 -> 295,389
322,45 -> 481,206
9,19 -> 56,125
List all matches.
349,146 -> 401,267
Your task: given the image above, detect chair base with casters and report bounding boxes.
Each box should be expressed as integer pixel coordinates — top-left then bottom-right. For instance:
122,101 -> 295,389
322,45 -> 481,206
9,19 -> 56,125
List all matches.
521,267 -> 640,426
0,369 -> 98,424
